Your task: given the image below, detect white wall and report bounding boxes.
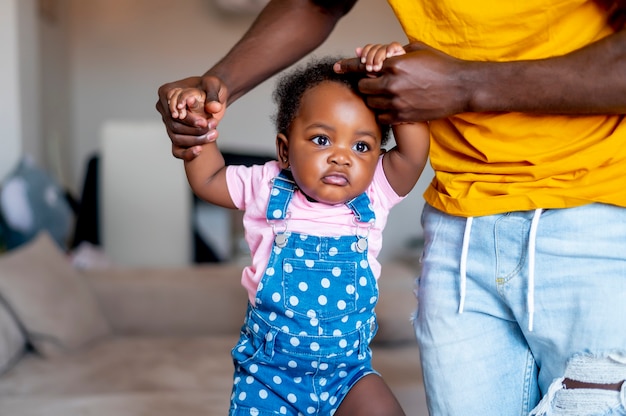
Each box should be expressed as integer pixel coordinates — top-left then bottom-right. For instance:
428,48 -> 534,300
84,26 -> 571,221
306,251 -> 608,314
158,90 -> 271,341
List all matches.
66,0 -> 411,188
1,0 -> 63,182
39,0 -> 73,186
0,0 -> 29,182
17,0 -> 42,166
31,0 -> 431,263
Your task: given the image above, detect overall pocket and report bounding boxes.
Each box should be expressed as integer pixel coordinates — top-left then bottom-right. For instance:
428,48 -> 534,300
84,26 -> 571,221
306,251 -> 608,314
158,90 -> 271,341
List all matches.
282,258 -> 357,319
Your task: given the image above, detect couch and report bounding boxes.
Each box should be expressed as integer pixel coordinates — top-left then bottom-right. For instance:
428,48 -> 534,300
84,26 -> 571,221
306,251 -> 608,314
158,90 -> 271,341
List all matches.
0,233 -> 427,415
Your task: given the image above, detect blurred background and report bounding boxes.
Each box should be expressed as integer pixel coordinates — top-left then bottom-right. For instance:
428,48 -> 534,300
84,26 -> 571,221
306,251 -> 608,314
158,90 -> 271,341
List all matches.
0,0 -> 431,267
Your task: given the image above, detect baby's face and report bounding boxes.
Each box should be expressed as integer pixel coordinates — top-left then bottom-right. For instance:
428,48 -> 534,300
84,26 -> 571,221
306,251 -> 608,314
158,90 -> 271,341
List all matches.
282,81 -> 383,205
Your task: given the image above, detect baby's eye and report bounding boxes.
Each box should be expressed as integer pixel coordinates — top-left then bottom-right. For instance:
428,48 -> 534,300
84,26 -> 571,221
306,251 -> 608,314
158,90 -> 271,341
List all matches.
353,141 -> 371,153
311,135 -> 331,146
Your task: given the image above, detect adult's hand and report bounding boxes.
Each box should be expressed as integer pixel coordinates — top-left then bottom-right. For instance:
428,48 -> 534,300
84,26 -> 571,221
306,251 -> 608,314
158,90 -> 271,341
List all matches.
157,1 -> 356,161
338,29 -> 626,120
334,42 -> 471,124
156,75 -> 227,161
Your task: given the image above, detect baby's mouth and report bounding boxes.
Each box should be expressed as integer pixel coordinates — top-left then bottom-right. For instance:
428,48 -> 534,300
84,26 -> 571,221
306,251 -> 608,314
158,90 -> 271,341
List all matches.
322,174 -> 349,186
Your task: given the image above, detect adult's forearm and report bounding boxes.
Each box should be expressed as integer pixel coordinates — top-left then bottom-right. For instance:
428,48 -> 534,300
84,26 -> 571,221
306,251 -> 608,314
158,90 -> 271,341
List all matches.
205,0 -> 356,105
468,29 -> 626,115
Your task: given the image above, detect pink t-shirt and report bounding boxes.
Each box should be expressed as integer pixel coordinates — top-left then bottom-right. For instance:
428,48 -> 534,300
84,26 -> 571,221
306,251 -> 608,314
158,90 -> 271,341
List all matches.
226,158 -> 404,304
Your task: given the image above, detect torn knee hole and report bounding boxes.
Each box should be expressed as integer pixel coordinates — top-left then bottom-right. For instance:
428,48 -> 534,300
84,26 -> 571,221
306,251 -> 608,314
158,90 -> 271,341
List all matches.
530,353 -> 626,416
561,351 -> 626,390
563,378 -> 624,391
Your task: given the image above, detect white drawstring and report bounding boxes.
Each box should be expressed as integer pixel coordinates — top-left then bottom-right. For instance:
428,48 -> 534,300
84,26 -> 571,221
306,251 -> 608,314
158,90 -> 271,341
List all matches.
458,216 -> 473,314
459,209 -> 542,328
527,208 -> 543,332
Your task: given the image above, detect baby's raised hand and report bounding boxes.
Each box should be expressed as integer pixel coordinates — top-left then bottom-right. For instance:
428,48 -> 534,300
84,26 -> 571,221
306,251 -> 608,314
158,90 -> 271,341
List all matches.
356,41 -> 406,73
167,87 -> 207,120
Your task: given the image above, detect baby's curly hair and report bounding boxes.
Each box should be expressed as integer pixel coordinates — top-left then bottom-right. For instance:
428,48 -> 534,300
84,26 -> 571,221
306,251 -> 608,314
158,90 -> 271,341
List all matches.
271,55 -> 391,145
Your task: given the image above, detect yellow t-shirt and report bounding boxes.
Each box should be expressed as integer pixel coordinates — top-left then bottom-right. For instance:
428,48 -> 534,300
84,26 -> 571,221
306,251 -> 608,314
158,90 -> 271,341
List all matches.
387,0 -> 626,216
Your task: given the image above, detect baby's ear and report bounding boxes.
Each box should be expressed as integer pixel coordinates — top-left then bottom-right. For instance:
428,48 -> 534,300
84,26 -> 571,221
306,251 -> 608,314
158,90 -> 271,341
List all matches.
276,133 -> 290,169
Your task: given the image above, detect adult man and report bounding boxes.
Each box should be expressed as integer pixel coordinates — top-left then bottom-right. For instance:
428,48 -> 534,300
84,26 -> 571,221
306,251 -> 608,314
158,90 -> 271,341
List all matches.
157,1 -> 626,414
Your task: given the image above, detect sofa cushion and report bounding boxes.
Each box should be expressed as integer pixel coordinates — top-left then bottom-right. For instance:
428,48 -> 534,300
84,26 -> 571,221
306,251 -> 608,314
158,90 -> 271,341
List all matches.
83,265 -> 249,336
0,336 -> 425,416
0,232 -> 111,357
0,336 -> 237,416
0,336 -> 237,397
0,299 -> 25,375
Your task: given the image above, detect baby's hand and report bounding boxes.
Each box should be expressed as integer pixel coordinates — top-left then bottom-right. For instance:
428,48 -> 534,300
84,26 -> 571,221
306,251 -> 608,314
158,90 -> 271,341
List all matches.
167,87 -> 207,120
355,41 -> 406,72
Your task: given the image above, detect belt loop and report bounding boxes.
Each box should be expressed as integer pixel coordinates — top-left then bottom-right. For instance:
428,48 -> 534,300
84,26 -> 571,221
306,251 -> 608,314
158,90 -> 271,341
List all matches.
243,304 -> 252,329
264,327 -> 278,358
358,323 -> 369,359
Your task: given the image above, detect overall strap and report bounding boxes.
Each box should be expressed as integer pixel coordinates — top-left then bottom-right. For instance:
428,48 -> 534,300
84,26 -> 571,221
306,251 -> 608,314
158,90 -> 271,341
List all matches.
345,192 -> 376,224
266,169 -> 297,221
346,192 -> 376,253
266,169 -> 376,224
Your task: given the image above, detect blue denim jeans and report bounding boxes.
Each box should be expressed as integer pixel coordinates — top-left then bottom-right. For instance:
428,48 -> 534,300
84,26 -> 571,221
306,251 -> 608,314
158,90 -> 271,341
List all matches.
415,203 -> 626,415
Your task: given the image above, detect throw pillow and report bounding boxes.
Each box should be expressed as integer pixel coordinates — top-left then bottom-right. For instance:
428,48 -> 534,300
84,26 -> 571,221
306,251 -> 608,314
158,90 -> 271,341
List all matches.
0,156 -> 74,252
0,299 -> 25,374
0,232 -> 111,357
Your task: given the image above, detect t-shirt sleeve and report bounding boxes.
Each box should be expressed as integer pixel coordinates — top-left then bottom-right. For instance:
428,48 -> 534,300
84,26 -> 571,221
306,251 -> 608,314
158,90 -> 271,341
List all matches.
225,165 -> 250,210
370,156 -> 405,211
226,161 -> 280,211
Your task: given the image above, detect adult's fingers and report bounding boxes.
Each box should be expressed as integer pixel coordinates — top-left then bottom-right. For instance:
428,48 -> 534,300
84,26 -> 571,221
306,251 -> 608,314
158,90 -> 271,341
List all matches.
156,100 -> 209,134
333,56 -> 367,74
355,76 -> 388,97
172,144 -> 203,162
168,125 -> 219,161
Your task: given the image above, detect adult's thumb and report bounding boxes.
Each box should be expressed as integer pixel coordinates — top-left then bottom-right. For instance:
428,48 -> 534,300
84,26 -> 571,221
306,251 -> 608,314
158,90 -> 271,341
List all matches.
201,76 -> 228,106
333,57 -> 366,74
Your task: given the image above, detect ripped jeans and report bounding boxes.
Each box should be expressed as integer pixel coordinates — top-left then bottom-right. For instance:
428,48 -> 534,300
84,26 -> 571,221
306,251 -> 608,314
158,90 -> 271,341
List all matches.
415,203 -> 626,416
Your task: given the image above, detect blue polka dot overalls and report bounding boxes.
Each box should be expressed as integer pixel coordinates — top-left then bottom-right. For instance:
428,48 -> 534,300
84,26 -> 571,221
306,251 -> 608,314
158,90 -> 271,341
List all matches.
229,170 -> 380,416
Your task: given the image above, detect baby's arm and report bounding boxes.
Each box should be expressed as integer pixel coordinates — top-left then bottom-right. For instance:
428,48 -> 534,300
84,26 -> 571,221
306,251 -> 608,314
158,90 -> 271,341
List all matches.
358,42 -> 430,196
183,140 -> 236,209
168,88 -> 236,209
382,123 -> 430,197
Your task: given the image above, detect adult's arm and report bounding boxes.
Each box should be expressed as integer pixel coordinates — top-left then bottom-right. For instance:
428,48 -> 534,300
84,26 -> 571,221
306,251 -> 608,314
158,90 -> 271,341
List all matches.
335,23 -> 626,123
156,0 -> 357,160
205,0 -> 357,104
468,27 -> 626,116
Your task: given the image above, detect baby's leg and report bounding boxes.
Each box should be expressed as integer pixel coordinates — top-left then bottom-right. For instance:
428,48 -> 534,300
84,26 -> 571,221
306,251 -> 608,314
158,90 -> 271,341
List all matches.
335,374 -> 406,416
